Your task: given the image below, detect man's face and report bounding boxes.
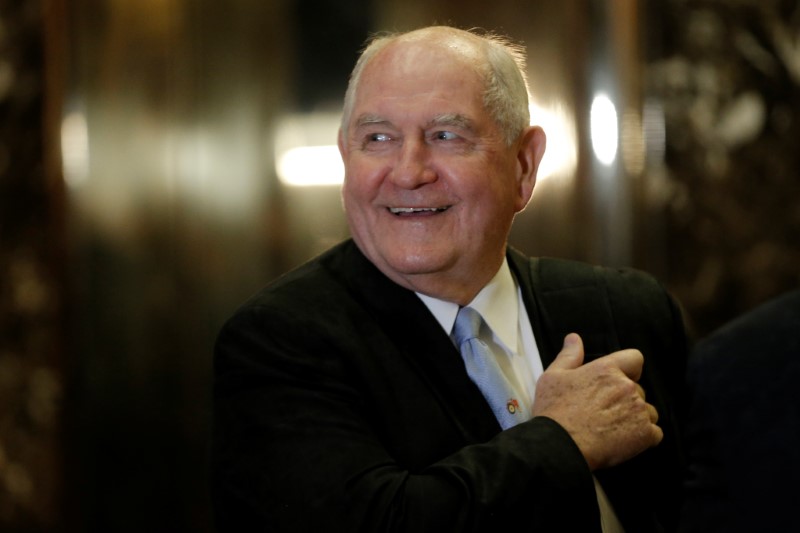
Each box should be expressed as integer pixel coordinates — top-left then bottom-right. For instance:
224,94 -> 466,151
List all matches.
339,39 -> 538,302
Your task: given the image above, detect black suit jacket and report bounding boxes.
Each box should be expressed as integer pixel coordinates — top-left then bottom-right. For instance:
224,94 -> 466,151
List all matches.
212,239 -> 688,532
679,290 -> 800,533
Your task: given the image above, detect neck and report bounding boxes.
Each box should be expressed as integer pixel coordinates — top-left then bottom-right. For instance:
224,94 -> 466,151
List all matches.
392,259 -> 504,307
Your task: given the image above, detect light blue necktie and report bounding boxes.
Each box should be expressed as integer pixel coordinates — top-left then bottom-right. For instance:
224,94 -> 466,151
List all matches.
452,306 -> 530,429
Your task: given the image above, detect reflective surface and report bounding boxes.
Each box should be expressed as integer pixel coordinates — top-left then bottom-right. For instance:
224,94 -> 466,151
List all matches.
1,0 -> 798,530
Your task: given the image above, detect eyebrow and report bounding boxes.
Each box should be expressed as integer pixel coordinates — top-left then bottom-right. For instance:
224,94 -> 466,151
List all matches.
353,113 -> 476,132
427,113 -> 475,132
354,114 -> 391,129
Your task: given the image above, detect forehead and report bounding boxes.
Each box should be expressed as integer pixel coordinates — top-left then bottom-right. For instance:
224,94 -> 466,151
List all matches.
345,44 -> 492,136
353,39 -> 487,112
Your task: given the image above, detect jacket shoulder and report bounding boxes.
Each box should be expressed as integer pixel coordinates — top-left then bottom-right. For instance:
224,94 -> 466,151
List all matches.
509,249 -> 686,357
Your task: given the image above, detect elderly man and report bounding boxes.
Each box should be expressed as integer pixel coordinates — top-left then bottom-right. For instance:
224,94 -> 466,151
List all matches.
212,26 -> 688,532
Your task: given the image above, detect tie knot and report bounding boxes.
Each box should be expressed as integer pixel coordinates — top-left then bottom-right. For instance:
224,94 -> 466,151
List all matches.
452,306 -> 484,346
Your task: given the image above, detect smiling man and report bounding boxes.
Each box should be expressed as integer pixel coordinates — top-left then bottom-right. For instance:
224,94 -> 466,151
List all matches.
212,26 -> 689,532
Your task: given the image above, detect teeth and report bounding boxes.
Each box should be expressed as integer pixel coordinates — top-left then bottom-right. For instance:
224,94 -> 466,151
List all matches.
389,207 -> 447,214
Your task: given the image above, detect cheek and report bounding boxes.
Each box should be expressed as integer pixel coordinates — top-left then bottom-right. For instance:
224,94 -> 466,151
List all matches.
476,181 -> 521,229
341,183 -> 364,224
343,174 -> 380,229
342,166 -> 369,201
344,159 -> 384,197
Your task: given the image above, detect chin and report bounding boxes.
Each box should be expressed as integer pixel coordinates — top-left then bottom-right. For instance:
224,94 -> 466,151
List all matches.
381,248 -> 454,276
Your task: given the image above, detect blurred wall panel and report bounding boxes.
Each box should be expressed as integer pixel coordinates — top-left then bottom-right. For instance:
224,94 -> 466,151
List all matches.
60,0 -> 295,531
646,0 -> 800,336
0,0 -> 65,530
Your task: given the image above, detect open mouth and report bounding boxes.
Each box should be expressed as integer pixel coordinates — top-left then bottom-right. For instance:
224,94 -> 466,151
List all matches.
388,206 -> 450,216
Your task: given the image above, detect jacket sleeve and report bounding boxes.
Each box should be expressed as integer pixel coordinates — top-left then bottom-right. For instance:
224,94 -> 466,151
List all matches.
211,301 -> 600,533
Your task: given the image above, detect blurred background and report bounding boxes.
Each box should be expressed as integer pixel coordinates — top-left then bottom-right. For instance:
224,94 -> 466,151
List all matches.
1,0 -> 798,530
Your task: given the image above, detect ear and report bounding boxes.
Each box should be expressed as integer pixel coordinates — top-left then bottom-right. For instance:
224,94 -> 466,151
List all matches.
513,125 -> 546,212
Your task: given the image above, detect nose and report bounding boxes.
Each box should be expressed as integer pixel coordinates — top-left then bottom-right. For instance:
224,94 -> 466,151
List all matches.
389,138 -> 437,189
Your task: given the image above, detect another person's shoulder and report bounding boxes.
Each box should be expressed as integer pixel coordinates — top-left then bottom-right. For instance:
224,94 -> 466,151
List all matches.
689,288 -> 800,383
695,288 -> 800,353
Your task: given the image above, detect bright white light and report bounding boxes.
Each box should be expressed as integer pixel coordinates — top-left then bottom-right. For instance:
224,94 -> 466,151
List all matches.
590,94 -> 618,166
274,112 -> 343,187
277,145 -> 344,187
529,102 -> 578,181
61,112 -> 90,188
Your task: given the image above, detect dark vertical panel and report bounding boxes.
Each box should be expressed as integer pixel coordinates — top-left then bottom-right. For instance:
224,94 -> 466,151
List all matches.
0,0 -> 65,529
292,0 -> 373,110
60,1 -> 294,531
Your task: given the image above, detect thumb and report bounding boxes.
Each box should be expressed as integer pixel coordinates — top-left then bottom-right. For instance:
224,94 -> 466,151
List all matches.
548,333 -> 585,370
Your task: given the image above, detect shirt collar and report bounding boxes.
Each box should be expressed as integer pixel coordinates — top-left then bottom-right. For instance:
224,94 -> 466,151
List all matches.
416,258 -> 520,351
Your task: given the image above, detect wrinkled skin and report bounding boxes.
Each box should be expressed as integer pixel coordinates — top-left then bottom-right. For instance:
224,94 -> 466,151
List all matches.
533,333 -> 663,470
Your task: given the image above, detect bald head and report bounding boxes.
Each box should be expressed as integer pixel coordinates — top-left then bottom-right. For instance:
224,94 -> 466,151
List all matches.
340,26 -> 531,146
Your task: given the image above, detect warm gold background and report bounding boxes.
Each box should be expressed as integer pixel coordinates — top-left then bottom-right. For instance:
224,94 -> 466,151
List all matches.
1,0 -> 798,530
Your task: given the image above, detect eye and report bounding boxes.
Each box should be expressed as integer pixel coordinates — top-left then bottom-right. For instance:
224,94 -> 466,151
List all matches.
433,131 -> 459,141
368,132 -> 392,142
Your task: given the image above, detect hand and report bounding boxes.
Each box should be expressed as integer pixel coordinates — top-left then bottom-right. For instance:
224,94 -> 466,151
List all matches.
531,333 -> 663,471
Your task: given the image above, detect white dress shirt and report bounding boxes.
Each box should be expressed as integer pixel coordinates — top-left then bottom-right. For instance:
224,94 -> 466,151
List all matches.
417,258 -> 543,413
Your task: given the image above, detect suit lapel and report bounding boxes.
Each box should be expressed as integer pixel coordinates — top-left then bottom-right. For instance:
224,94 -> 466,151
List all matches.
507,248 -> 559,367
509,248 -> 622,367
327,240 -> 501,443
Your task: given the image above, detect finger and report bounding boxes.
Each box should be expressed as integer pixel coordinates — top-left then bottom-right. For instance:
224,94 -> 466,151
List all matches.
651,419 -> 664,445
635,383 -> 645,400
646,402 -> 659,424
547,333 -> 585,371
605,349 -> 644,381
